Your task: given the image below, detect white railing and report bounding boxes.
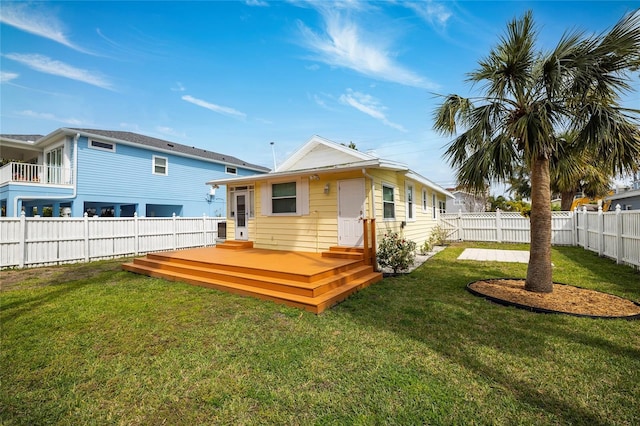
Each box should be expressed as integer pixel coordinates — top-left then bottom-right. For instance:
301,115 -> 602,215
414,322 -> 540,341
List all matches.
1,213 -> 226,269
0,162 -> 73,185
440,207 -> 640,269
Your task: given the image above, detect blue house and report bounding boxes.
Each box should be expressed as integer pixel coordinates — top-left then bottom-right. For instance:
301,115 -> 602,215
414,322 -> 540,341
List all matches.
0,128 -> 269,217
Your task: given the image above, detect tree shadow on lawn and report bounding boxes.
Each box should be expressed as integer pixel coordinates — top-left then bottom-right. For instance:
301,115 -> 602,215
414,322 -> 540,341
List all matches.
338,256 -> 638,425
0,261 -> 127,323
551,246 -> 640,298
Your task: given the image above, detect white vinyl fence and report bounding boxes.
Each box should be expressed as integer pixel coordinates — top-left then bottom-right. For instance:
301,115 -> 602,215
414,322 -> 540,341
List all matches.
439,207 -> 640,269
1,213 -> 226,269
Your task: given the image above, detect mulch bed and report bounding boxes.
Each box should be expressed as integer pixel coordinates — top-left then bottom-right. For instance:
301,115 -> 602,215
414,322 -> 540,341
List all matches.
468,278 -> 640,319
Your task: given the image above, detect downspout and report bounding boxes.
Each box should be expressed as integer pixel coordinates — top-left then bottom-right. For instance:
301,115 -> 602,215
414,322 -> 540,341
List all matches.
13,133 -> 80,216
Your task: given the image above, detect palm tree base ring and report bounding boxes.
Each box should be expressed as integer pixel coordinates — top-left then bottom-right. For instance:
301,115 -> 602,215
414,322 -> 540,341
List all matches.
467,278 -> 640,320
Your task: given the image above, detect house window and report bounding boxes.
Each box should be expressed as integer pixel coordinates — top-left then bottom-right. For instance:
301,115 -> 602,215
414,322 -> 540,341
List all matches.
439,200 -> 447,214
272,182 -> 297,214
153,155 -> 168,175
383,184 -> 395,219
422,189 -> 428,212
225,166 -> 237,175
432,194 -> 437,219
407,185 -> 414,220
230,186 -> 255,218
89,139 -> 115,152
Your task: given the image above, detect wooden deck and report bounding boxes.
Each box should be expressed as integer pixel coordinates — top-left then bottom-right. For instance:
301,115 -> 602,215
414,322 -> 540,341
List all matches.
122,241 -> 383,314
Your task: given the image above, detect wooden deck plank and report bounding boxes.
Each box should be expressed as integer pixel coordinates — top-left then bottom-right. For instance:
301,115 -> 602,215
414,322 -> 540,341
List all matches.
123,245 -> 383,314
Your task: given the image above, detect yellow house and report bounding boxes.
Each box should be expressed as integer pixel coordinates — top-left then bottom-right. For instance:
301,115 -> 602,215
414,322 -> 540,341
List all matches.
207,136 -> 453,252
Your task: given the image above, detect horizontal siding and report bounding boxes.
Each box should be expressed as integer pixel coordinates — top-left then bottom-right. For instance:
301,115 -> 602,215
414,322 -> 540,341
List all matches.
223,169 -> 449,252
254,177 -> 339,252
370,170 -> 444,248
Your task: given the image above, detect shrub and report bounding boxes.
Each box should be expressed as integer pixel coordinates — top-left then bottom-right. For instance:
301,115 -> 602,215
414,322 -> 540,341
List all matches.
377,232 -> 417,274
429,225 -> 449,246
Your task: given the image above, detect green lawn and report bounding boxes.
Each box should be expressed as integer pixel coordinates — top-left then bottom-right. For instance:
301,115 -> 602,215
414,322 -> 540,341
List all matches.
2,242 -> 639,425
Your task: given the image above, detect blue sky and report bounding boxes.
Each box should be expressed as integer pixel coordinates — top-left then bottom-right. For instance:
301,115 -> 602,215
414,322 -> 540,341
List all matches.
1,1 -> 638,191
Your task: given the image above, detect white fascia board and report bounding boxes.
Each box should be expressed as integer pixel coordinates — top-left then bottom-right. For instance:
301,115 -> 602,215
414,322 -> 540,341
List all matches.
405,171 -> 455,198
0,138 -> 41,152
207,159 -> 382,186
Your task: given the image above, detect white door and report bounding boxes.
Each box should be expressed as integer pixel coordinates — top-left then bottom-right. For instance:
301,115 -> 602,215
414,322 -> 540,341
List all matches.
338,179 -> 365,247
234,191 -> 248,240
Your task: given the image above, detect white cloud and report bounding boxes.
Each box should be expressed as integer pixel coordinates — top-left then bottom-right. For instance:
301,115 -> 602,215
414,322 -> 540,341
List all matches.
1,71 -> 19,83
297,10 -> 437,89
0,3 -> 89,53
182,95 -> 247,119
4,53 -> 114,90
339,89 -> 406,132
404,1 -> 452,28
19,110 -> 86,126
245,0 -> 269,6
171,82 -> 186,92
156,126 -> 186,139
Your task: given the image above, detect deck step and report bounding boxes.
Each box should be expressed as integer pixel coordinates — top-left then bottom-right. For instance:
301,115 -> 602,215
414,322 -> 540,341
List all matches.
328,246 -> 364,253
322,250 -> 363,260
216,240 -> 254,249
125,257 -> 374,298
122,261 -> 382,314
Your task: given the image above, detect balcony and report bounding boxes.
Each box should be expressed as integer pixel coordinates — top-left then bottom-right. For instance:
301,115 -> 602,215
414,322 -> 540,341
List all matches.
0,162 -> 73,186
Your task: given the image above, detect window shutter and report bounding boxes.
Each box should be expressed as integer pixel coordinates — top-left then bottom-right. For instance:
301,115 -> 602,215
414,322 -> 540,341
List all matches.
261,183 -> 270,216
300,178 -> 309,215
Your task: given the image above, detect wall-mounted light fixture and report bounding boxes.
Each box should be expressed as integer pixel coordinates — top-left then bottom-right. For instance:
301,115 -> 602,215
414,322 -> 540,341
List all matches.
309,174 -> 320,180
324,183 -> 330,194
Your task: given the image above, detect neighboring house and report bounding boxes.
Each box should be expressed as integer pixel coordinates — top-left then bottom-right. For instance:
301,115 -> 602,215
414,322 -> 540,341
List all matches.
606,178 -> 640,210
1,128 -> 269,217
445,188 -> 487,213
206,135 -> 453,252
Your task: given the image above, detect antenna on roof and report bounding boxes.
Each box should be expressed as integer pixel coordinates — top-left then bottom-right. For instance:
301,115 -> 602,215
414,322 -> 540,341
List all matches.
270,141 -> 277,171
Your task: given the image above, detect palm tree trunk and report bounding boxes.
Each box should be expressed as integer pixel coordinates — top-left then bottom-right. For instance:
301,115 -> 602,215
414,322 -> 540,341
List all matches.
526,156 -> 553,293
560,190 -> 574,211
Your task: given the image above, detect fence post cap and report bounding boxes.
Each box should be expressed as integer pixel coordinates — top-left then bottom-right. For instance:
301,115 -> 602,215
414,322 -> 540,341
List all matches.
616,204 -> 621,212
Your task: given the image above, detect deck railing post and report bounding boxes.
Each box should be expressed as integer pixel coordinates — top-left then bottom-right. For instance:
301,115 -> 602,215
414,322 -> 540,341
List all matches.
370,218 -> 377,272
363,219 -> 370,266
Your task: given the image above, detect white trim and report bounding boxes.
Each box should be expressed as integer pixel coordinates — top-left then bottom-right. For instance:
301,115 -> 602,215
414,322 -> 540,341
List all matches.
406,183 -> 415,222
88,138 -> 115,152
382,182 -> 396,220
422,188 -> 428,213
152,155 -> 168,176
261,177 -> 309,217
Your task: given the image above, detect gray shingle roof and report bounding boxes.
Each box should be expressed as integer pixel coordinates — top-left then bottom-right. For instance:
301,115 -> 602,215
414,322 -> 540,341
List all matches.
69,128 -> 270,172
0,134 -> 44,142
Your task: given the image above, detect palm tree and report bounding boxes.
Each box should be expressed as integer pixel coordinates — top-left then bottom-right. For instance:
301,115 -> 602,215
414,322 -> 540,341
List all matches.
507,131 -> 616,211
434,10 -> 640,293
551,130 -> 614,211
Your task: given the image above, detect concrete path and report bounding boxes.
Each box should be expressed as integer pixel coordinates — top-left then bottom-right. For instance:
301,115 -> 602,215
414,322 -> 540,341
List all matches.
457,248 -> 530,263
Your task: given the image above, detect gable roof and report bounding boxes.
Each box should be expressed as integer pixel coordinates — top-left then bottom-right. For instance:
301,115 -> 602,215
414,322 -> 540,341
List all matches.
0,134 -> 44,143
3,128 -> 270,172
207,135 -> 454,198
276,135 -> 377,172
68,129 -> 270,172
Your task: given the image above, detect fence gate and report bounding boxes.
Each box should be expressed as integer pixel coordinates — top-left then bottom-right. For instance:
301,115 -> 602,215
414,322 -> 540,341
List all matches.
439,214 -> 460,241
